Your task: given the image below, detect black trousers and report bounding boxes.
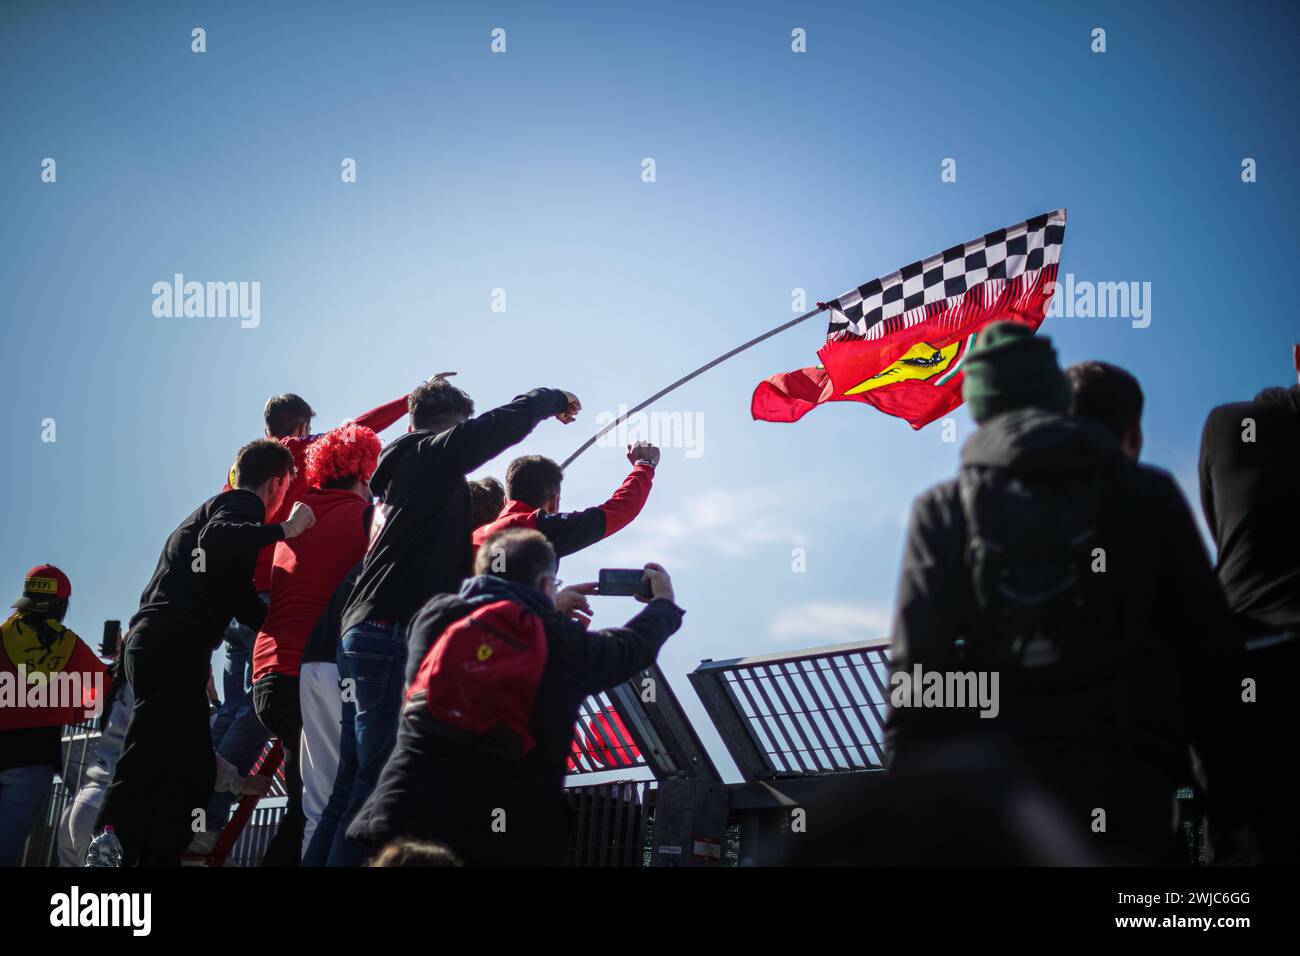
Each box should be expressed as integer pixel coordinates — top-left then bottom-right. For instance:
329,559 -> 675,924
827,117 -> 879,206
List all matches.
96,626 -> 215,866
1247,637 -> 1300,864
253,673 -> 303,867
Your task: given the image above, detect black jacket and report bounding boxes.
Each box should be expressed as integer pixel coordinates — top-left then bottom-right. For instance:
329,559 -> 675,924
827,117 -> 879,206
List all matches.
1199,385 -> 1300,636
341,388 -> 570,634
888,409 -> 1248,831
130,489 -> 282,646
347,575 -> 684,865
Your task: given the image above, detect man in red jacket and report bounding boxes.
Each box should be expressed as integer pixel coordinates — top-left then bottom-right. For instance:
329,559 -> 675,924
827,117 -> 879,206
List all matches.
472,440 -> 660,560
207,389 -> 411,843
252,424 -> 384,866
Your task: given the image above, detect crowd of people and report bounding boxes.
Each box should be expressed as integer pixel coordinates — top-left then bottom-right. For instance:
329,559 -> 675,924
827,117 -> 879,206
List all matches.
884,326 -> 1299,865
3,375 -> 676,868
1,326 -> 1296,867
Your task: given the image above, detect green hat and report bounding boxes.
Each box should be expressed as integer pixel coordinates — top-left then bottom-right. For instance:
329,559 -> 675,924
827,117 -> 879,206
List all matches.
961,321 -> 1070,424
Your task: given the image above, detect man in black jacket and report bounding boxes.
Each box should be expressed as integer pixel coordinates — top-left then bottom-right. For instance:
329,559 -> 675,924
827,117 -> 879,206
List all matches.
888,322 -> 1249,864
1199,343 -> 1300,862
90,439 -> 315,866
347,529 -> 683,865
315,379 -> 580,866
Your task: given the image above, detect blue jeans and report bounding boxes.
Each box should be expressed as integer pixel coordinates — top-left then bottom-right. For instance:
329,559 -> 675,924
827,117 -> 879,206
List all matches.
303,621 -> 406,867
0,764 -> 52,866
207,611 -> 271,829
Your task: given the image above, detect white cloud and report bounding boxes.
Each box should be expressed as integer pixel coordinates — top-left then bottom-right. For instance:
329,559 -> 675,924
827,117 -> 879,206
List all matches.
768,600 -> 893,649
595,483 -> 808,568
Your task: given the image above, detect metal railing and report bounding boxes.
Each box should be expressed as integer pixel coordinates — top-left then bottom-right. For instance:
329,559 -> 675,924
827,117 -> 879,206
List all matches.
566,781 -> 656,867
22,663 -> 704,867
567,662 -> 719,783
688,639 -> 892,781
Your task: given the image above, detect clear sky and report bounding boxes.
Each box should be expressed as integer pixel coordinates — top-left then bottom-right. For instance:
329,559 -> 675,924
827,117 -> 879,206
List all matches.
3,1 -> 1296,780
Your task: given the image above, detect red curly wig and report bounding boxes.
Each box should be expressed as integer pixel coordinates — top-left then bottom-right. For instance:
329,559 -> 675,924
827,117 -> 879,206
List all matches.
305,424 -> 382,489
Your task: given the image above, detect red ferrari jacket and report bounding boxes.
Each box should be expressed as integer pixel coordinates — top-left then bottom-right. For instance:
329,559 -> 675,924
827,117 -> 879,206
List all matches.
471,463 -> 654,559
253,487 -> 373,681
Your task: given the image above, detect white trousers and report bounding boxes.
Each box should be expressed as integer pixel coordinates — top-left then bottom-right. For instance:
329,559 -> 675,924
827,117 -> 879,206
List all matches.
57,785 -> 106,867
298,661 -> 342,856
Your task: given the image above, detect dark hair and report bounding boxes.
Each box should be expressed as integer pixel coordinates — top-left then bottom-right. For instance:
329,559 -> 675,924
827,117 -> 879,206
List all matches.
408,379 -> 475,432
1065,361 -> 1144,441
231,438 -> 296,491
505,455 -> 564,508
19,598 -> 68,623
369,838 -> 463,868
468,476 -> 506,529
474,528 -> 557,586
263,394 -> 315,438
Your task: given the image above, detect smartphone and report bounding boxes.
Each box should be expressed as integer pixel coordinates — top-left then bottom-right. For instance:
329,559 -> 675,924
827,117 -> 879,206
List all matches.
102,620 -> 121,659
598,568 -> 652,598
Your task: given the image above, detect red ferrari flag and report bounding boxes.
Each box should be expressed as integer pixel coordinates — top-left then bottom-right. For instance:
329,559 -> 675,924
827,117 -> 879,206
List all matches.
753,209 -> 1067,429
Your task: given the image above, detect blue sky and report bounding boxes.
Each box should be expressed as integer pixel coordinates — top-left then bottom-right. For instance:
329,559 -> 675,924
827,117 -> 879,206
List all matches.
3,1 -> 1297,780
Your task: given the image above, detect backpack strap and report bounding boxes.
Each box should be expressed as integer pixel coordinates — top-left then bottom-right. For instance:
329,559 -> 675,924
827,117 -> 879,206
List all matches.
958,467 -> 997,614
956,467 -> 999,669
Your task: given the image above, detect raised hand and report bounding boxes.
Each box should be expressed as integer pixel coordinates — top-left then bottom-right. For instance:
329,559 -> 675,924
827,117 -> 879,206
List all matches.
556,391 -> 582,424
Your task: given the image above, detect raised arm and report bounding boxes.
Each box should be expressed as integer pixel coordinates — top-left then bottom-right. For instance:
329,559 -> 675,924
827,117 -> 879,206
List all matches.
536,462 -> 655,558
568,598 -> 683,696
435,388 -> 574,474
351,393 -> 410,434
196,494 -> 285,560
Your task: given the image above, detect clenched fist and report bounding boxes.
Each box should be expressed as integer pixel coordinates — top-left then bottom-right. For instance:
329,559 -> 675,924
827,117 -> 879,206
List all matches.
556,392 -> 581,424
281,501 -> 316,539
627,441 -> 660,468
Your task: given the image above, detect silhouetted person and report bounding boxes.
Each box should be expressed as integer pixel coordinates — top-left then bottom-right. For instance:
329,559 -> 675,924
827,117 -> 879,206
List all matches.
1199,343 -> 1300,863
90,439 -> 315,866
1066,360 -> 1143,460
889,323 -> 1249,864
310,379 -> 581,866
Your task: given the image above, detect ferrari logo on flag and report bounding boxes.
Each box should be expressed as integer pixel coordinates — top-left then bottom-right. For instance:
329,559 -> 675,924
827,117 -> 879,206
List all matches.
845,339 -> 961,394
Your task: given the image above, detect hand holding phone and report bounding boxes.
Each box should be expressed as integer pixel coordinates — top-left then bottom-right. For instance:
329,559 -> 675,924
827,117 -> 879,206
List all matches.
597,568 -> 653,599
598,564 -> 674,604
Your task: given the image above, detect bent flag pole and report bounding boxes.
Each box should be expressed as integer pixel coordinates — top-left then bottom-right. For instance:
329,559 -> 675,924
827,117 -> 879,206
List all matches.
560,303 -> 828,469
562,208 -> 1066,467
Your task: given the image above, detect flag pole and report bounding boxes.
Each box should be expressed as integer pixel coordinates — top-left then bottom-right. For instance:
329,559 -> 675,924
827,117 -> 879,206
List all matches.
560,303 -> 829,470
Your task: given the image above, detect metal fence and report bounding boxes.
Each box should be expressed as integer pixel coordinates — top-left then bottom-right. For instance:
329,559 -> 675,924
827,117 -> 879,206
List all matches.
689,639 -> 892,781
22,664 -> 691,867
19,633 -> 1215,868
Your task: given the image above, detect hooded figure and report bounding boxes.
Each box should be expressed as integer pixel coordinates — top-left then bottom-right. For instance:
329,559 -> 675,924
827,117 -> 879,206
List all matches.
887,322 -> 1249,864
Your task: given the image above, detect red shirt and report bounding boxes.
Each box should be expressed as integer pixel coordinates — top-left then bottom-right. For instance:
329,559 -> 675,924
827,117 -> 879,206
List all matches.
237,394 -> 408,592
253,487 -> 372,681
471,464 -> 653,559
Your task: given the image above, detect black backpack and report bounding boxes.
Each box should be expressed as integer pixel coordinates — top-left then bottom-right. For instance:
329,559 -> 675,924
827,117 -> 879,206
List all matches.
956,463 -> 1122,695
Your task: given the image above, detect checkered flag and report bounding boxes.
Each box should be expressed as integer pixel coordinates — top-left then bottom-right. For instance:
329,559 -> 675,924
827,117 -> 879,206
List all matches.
826,209 -> 1067,340
754,208 -> 1068,428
